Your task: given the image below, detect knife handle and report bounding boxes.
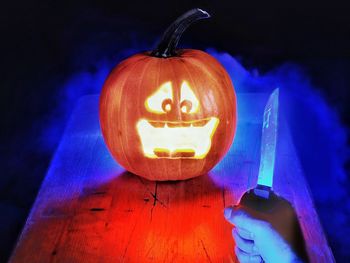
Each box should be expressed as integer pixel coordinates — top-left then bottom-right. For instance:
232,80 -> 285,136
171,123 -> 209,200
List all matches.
238,190 -> 309,262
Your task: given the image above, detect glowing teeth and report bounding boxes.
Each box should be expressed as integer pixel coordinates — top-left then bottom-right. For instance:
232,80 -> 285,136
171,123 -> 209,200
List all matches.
136,117 -> 219,159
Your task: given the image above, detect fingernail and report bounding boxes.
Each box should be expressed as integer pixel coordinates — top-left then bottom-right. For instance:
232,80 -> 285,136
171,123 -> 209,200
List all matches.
224,207 -> 232,220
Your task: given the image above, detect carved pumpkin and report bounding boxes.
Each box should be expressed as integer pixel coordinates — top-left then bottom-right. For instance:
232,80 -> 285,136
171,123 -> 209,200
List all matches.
99,9 -> 237,181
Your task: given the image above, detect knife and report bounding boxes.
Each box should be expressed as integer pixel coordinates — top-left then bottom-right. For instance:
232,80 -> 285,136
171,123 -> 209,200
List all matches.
239,88 -> 280,211
253,88 -> 279,199
236,88 -> 309,261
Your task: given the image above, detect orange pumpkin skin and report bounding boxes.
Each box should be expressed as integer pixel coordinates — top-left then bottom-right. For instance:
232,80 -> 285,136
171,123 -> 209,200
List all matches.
99,49 -> 237,181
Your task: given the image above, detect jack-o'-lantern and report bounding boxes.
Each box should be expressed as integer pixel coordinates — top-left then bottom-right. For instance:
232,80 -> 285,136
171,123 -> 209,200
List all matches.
99,9 -> 237,181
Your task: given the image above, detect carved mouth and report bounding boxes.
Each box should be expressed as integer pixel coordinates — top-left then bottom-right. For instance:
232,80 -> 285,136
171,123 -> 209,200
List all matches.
136,117 -> 219,159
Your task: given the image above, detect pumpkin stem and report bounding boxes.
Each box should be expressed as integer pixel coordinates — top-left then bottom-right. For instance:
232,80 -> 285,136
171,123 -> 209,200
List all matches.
151,8 -> 210,58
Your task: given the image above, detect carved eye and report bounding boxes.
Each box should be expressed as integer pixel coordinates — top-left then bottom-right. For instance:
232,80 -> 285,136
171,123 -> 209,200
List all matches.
180,100 -> 192,113
145,82 -> 173,114
162,98 -> 173,113
180,81 -> 199,114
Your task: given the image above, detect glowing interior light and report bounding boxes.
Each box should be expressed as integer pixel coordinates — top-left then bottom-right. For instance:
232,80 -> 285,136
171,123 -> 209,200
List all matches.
180,81 -> 199,113
165,104 -> 171,112
145,81 -> 173,114
136,117 -> 219,159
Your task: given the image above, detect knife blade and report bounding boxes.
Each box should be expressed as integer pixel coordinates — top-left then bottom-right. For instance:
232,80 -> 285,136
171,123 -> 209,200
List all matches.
254,88 -> 279,199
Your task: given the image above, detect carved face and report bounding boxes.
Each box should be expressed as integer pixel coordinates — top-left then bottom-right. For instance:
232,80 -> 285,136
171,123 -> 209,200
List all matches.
137,81 -> 219,159
99,50 -> 237,181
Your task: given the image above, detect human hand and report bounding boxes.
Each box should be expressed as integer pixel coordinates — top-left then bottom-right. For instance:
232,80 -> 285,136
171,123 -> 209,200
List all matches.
224,206 -> 303,263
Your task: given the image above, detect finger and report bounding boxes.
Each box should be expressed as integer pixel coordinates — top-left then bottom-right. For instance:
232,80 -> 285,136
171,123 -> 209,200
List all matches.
225,207 -> 270,237
232,228 -> 259,255
234,246 -> 262,263
235,226 -> 254,240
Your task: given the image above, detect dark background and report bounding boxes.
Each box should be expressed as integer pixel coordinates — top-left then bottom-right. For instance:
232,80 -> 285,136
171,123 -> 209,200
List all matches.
1,0 -> 350,262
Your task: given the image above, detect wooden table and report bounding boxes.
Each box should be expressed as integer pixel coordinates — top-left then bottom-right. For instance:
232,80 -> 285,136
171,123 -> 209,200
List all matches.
9,94 -> 334,263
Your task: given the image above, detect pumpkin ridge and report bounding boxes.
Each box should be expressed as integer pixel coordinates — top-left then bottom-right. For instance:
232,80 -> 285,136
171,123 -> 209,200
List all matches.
177,59 -> 208,176
122,58 -> 155,176
103,58 -> 150,173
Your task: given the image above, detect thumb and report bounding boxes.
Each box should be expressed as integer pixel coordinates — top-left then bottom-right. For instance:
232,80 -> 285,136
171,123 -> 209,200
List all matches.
224,206 -> 264,235
223,205 -> 235,221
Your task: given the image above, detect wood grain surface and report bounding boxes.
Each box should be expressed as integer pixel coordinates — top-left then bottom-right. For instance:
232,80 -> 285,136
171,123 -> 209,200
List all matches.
9,94 -> 334,263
